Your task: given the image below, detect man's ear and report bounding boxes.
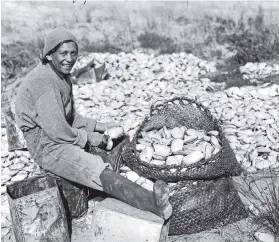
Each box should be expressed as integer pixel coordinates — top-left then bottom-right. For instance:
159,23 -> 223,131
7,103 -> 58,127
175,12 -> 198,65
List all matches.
46,55 -> 52,61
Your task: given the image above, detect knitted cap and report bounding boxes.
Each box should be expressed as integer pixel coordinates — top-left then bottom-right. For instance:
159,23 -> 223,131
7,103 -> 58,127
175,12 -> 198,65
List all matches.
43,26 -> 78,57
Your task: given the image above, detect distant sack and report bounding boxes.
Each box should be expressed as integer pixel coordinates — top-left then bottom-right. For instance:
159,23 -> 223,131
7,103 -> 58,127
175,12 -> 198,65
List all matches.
2,100 -> 27,151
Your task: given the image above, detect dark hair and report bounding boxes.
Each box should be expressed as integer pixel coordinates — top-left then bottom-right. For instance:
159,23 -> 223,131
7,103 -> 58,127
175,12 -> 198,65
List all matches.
41,40 -> 78,64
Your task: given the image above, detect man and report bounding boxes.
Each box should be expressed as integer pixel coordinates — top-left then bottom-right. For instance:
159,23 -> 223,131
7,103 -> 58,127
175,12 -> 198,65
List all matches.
15,26 -> 172,219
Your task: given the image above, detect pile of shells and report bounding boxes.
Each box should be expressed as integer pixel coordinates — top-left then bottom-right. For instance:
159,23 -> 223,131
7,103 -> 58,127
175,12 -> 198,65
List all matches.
1,148 -> 41,194
72,77 -> 225,138
75,82 -> 278,173
1,51 -> 279,239
1,48 -> 279,242
240,62 -> 279,80
71,67 -> 278,175
72,50 -> 218,84
71,50 -> 225,133
1,60 -> 278,197
136,127 -> 221,168
197,84 -> 279,173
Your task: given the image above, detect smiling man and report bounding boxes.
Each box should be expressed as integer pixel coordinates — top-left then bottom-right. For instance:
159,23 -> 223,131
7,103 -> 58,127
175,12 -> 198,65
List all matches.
15,26 -> 172,220
15,26 -> 115,190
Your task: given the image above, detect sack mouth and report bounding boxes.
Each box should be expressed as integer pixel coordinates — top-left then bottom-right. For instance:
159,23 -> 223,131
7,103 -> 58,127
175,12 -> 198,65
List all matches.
131,122 -> 225,171
7,175 -> 57,199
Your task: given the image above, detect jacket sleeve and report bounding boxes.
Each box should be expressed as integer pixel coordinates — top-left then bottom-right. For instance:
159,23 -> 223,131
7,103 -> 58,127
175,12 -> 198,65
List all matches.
69,77 -> 97,132
72,110 -> 98,132
35,88 -> 88,148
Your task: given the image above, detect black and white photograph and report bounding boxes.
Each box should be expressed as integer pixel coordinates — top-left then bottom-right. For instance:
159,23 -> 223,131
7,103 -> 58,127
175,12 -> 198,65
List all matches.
1,1 -> 279,241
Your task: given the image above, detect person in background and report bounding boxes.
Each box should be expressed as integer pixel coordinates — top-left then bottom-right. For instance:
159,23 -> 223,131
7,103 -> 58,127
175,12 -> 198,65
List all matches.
15,26 -> 172,219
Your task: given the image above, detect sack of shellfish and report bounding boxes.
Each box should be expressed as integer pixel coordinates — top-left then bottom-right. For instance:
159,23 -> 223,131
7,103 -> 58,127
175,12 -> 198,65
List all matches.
168,177 -> 248,235
122,97 -> 242,181
116,165 -> 247,235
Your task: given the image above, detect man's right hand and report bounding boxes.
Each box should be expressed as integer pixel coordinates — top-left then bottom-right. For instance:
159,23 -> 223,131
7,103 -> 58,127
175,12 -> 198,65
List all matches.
105,127 -> 124,139
87,132 -> 109,147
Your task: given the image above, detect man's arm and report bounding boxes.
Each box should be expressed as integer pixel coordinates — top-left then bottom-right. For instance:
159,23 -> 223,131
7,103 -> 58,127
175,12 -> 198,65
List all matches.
71,101 -> 117,133
72,111 -> 98,132
72,112 -> 117,133
35,88 -> 88,148
70,88 -> 121,133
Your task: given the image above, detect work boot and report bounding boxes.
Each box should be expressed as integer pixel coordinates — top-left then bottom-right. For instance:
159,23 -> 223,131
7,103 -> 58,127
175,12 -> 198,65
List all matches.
99,168 -> 172,220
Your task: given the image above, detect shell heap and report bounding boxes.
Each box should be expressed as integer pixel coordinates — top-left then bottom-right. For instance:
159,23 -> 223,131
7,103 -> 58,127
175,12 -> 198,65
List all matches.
240,62 -> 279,80
1,50 -> 279,234
2,51 -> 279,190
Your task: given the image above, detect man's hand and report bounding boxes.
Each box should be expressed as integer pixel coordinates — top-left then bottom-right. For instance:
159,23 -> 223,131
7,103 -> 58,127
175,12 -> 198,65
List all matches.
90,125 -> 124,150
87,132 -> 109,147
105,126 -> 124,139
104,127 -> 125,151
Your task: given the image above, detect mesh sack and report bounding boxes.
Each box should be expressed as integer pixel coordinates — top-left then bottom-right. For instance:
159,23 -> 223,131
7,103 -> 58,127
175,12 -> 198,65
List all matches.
122,97 -> 242,182
168,177 -> 248,235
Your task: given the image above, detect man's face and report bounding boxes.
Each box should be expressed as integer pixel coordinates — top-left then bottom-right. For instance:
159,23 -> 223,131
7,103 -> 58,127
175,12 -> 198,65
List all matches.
48,41 -> 78,75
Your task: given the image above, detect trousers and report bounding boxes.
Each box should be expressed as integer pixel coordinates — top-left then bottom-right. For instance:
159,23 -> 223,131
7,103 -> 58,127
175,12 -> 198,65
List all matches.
24,127 -> 110,191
